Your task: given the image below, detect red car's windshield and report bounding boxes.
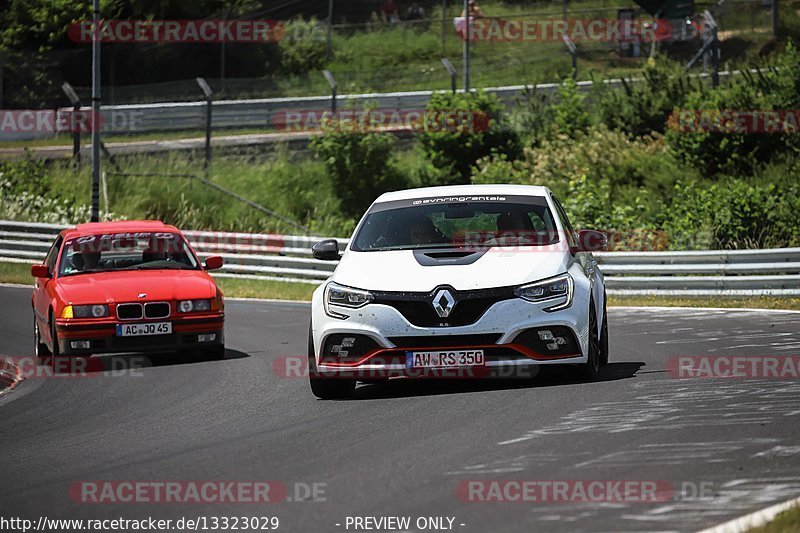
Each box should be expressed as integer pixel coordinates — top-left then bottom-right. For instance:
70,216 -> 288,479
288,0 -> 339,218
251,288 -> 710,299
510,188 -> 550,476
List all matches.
58,232 -> 200,276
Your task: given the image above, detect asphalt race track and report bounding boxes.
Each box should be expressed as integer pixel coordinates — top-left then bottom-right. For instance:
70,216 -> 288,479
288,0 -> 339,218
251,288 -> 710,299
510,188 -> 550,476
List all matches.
2,284 -> 800,532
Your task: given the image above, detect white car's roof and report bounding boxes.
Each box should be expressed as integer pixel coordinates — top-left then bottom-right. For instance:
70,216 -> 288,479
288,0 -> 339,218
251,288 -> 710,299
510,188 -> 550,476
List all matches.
375,184 -> 550,203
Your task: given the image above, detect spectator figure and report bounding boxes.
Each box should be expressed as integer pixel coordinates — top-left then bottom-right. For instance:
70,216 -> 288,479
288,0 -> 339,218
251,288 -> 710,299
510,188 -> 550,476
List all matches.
461,0 -> 484,19
381,0 -> 400,24
455,0 -> 485,39
406,2 -> 425,21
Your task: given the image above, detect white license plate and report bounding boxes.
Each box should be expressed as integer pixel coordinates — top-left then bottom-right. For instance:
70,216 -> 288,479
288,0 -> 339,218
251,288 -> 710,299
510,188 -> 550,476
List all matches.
116,322 -> 172,337
406,350 -> 485,368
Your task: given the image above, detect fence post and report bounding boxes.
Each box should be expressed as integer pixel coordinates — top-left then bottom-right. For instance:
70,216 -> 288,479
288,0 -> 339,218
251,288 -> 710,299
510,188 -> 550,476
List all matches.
90,0 -> 102,224
196,77 -> 214,179
772,0 -> 780,37
61,82 -> 82,162
327,0 -> 334,59
322,70 -> 338,113
441,0 -> 448,57
563,35 -> 577,79
441,58 -> 457,93
462,0 -> 470,91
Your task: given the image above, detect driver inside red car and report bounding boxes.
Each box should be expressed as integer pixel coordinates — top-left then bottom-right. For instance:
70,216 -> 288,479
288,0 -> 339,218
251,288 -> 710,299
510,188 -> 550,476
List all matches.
67,250 -> 102,273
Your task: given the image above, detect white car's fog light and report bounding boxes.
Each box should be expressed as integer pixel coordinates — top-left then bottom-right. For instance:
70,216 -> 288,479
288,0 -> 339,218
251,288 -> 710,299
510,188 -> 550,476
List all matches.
538,330 -> 554,341
555,337 -> 567,345
546,342 -> 559,351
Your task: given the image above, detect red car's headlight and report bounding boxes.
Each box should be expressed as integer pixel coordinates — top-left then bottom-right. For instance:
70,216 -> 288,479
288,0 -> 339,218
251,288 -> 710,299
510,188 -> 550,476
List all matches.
178,299 -> 212,313
62,304 -> 109,319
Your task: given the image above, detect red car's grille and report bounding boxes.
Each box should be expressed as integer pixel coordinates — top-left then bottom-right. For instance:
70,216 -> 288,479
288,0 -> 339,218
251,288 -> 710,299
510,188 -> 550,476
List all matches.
117,303 -> 143,320
116,302 -> 171,320
144,302 -> 170,319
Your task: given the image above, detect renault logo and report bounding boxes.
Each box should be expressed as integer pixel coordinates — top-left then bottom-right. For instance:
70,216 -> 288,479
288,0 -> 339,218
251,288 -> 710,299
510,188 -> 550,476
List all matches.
432,289 -> 456,318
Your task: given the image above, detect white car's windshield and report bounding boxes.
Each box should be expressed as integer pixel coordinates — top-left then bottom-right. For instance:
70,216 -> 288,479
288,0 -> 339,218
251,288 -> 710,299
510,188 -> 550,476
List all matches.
59,232 -> 200,276
351,196 -> 559,252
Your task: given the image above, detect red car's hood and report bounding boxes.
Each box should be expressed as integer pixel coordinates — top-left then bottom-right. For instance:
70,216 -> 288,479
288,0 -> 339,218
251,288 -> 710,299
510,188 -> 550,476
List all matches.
56,270 -> 218,305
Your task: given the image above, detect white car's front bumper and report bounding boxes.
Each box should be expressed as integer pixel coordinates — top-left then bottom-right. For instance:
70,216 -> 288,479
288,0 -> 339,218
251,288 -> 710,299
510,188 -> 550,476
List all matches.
310,285 -> 591,377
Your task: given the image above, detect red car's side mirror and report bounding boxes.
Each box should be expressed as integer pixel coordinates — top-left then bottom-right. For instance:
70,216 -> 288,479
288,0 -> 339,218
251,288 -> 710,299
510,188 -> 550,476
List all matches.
31,264 -> 51,278
576,230 -> 608,252
204,256 -> 224,271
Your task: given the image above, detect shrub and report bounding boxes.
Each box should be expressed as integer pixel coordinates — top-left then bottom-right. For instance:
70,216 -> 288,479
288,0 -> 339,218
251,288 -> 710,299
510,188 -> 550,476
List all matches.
665,42 -> 800,176
473,126 -> 699,249
663,178 -> 800,249
0,157 -> 50,197
417,91 -> 521,185
595,61 -> 702,137
310,130 -> 408,218
278,17 -> 328,76
552,76 -> 590,137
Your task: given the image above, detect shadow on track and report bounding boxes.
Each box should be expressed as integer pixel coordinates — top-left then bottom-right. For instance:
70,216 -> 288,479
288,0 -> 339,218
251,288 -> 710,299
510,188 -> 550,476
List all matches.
347,361 -> 645,401
34,348 -> 250,375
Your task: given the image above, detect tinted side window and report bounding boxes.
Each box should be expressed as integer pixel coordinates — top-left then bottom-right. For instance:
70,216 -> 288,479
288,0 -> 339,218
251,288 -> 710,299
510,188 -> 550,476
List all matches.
45,236 -> 63,275
551,195 -> 576,248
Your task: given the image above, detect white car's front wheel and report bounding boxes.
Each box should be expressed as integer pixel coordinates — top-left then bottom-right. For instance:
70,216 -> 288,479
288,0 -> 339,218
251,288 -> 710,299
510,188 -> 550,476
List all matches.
600,293 -> 609,366
579,300 -> 601,380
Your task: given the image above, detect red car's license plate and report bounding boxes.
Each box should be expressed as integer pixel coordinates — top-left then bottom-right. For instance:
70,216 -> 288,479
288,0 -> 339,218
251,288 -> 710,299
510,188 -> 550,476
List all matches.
116,322 -> 172,337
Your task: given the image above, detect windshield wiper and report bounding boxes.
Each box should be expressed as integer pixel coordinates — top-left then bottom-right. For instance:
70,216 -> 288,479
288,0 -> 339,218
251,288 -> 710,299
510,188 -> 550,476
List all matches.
125,264 -> 193,270
62,268 -> 107,277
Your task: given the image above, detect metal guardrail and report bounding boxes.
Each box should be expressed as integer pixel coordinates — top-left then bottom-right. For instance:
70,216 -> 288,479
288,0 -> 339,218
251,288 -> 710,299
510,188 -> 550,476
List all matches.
1,220 -> 799,296
1,69 -> 746,142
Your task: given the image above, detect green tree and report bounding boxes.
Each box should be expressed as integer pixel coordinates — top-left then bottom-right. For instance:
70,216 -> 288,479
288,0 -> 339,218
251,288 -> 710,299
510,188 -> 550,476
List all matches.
417,91 -> 521,185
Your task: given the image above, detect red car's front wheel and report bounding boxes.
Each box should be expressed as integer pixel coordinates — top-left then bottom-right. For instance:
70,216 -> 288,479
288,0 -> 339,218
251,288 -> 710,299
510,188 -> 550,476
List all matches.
33,314 -> 50,359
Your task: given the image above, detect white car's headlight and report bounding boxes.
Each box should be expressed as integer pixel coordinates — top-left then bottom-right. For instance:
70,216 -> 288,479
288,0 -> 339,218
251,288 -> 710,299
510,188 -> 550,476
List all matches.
514,273 -> 574,311
324,282 -> 374,319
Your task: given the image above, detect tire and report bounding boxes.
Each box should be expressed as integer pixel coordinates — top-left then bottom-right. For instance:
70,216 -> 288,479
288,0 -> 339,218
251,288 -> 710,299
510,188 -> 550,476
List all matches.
50,316 -> 60,358
599,293 -> 609,366
308,324 -> 355,400
579,299 -> 600,380
33,313 -> 51,360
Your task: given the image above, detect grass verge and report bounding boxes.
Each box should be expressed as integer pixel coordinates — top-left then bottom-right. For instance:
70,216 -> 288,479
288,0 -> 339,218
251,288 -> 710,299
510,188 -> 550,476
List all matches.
3,261 -> 799,309
214,277 -> 317,301
0,262 -> 34,285
609,295 -> 800,310
748,505 -> 800,532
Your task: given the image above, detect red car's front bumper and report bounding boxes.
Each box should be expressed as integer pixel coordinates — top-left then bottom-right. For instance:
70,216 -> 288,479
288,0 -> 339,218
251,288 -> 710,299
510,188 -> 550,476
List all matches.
54,313 -> 224,355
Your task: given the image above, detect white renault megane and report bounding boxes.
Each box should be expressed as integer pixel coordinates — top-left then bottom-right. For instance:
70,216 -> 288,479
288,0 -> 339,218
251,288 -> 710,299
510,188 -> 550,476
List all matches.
308,184 -> 609,399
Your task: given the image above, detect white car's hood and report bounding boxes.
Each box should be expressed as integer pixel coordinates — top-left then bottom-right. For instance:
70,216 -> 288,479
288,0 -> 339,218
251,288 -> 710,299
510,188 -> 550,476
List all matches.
332,247 -> 571,292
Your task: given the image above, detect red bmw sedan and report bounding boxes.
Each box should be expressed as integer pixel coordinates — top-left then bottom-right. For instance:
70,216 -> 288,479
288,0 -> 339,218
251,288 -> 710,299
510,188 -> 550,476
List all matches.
31,221 -> 225,359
